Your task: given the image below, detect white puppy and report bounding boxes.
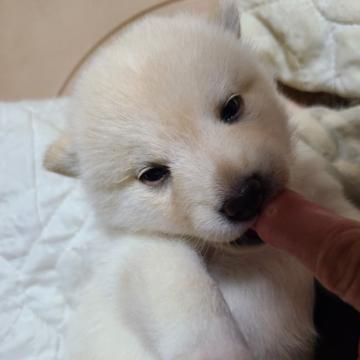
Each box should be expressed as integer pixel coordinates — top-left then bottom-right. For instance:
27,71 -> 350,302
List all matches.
45,2 -> 359,359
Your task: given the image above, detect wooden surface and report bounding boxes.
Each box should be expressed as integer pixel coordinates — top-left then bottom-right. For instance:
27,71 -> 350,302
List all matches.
0,0 -> 215,100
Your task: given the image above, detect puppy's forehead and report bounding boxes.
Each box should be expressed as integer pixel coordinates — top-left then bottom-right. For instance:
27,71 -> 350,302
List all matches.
130,29 -> 253,105
75,16 -> 264,152
83,16 -> 257,116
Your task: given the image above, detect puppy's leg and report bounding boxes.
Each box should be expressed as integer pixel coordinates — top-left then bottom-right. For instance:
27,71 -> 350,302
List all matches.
210,249 -> 315,360
67,235 -> 252,360
118,236 -> 252,360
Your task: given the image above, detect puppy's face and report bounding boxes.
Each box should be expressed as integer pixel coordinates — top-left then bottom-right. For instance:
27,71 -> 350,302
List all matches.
46,8 -> 291,245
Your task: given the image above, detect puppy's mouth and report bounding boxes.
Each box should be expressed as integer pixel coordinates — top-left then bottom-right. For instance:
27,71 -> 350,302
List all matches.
230,229 -> 264,247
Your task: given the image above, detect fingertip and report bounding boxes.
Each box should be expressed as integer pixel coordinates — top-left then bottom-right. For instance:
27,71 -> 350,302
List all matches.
254,189 -> 307,245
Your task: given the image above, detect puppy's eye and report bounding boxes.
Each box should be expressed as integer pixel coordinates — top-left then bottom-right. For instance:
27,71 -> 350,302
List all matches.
220,94 -> 244,124
139,165 -> 170,185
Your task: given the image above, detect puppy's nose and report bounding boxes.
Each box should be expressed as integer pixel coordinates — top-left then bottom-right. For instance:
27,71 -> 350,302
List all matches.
220,176 -> 266,222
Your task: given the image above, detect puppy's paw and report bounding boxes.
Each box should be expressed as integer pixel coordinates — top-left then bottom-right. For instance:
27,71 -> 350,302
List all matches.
175,341 -> 253,360
169,316 -> 253,360
189,347 -> 252,360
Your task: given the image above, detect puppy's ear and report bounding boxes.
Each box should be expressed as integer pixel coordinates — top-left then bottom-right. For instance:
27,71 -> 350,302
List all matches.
213,0 -> 241,38
44,134 -> 79,177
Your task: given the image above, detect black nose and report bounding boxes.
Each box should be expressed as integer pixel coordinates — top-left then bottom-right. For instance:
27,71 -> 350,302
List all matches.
220,176 -> 266,222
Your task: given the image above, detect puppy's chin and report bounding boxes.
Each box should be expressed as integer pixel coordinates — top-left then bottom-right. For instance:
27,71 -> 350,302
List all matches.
230,229 -> 264,247
195,221 -> 264,250
191,229 -> 264,260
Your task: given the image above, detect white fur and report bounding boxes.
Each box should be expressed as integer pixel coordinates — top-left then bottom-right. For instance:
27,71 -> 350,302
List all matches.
46,3 -> 360,360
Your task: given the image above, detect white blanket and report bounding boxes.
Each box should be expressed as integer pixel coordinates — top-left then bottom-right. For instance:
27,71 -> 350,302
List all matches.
0,99 -> 100,360
238,0 -> 360,98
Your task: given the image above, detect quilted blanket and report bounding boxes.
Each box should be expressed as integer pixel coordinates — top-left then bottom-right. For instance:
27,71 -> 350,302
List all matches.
289,102 -> 360,207
238,0 -> 360,98
0,99 -> 100,360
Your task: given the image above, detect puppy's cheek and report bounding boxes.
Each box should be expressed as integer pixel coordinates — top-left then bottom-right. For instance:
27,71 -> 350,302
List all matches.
255,143 -> 291,189
129,192 -> 190,235
273,152 -> 291,188
85,186 -> 158,232
266,156 -> 289,186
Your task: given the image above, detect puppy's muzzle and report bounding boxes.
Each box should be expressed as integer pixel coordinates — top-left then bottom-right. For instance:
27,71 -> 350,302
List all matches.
220,175 -> 266,222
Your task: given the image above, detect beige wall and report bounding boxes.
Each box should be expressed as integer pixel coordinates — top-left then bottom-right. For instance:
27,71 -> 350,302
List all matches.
0,0 -> 215,101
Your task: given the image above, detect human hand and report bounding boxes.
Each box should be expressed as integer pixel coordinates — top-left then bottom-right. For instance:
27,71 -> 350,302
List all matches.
254,190 -> 360,311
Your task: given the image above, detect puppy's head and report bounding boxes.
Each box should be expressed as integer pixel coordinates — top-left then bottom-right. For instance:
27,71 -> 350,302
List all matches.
45,2 -> 291,245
